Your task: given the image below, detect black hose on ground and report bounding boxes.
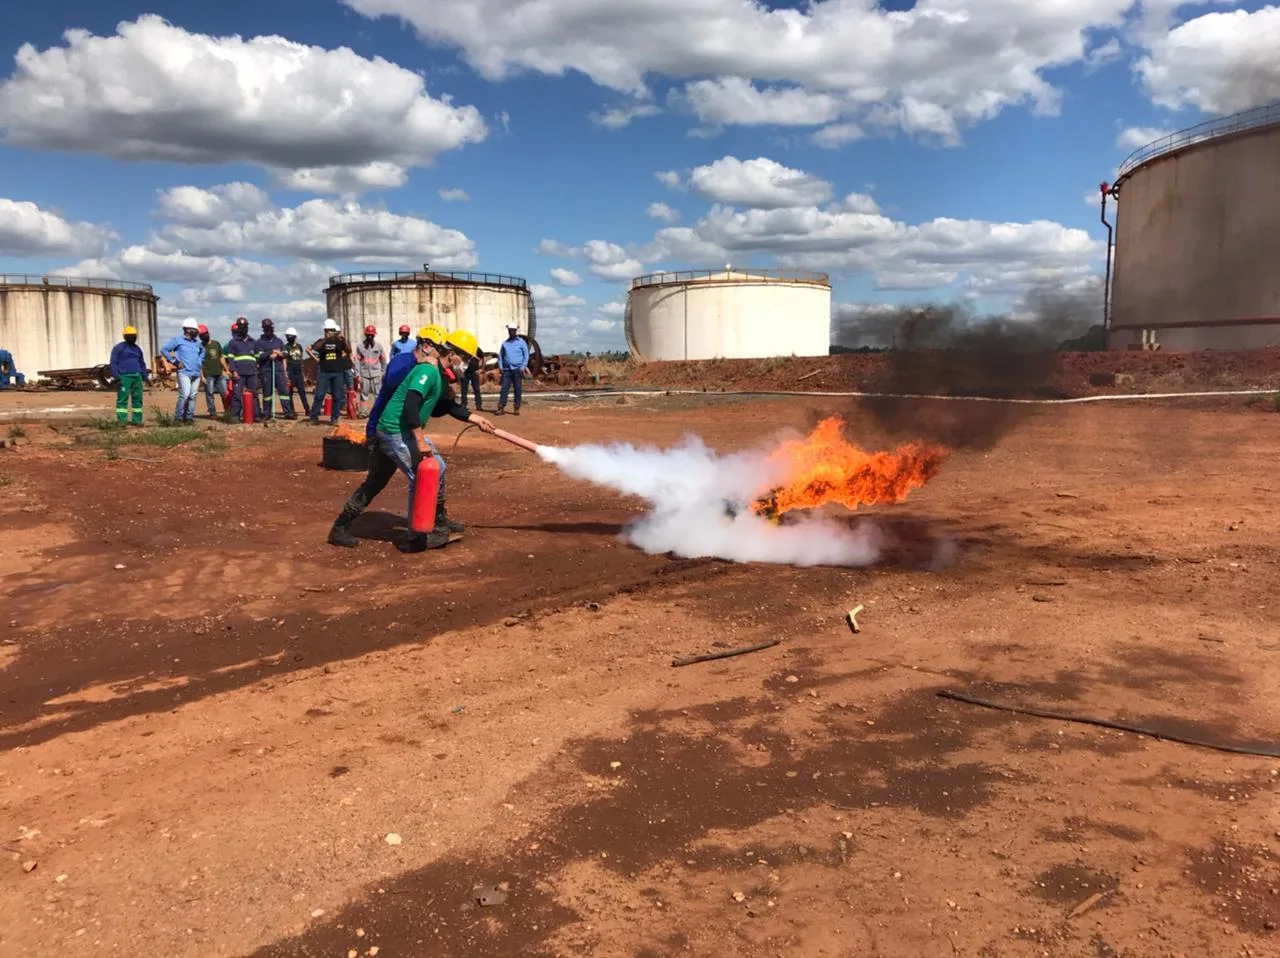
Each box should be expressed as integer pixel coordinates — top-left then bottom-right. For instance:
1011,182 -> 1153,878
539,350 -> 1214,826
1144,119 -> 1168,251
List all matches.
450,423 -> 478,452
937,688 -> 1280,758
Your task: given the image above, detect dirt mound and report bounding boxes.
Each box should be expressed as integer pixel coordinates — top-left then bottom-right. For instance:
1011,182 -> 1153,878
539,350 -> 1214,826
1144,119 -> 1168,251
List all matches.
625,348 -> 1280,398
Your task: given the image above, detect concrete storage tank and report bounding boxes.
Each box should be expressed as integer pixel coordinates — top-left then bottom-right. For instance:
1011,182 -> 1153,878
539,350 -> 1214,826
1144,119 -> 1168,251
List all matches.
0,275 -> 159,381
325,268 -> 536,358
625,268 -> 831,361
1106,101 -> 1280,350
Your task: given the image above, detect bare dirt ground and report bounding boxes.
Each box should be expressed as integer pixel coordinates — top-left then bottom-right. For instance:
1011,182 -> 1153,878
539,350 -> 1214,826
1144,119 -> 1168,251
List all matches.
2,387 -> 1279,958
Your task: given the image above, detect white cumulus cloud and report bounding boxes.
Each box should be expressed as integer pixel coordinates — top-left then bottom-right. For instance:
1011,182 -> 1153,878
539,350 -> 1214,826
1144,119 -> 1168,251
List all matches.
438,188 -> 470,201
0,14 -> 487,193
153,185 -> 477,266
342,0 -> 1135,141
672,77 -> 843,128
688,156 -> 833,209
0,198 -> 117,257
1136,5 -> 1280,114
1115,125 -> 1173,151
646,202 -> 680,223
550,267 -> 582,285
590,102 -> 661,128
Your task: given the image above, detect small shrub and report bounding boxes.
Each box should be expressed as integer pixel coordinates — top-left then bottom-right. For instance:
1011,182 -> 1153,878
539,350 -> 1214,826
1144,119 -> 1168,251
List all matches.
7,423 -> 27,439
152,410 -> 176,428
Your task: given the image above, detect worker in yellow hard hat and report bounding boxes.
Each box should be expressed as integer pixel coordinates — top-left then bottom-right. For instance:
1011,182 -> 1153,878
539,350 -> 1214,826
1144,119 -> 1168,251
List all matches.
328,327 -> 495,551
109,325 -> 151,425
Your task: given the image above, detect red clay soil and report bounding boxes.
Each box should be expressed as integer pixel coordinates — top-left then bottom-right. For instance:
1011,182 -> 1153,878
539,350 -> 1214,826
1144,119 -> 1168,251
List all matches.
1,394 -> 1278,958
626,348 -> 1280,397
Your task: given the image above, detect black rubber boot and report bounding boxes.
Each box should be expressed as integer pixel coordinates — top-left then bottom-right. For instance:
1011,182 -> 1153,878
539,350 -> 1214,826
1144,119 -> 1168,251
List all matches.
436,500 -> 464,534
436,480 -> 465,534
327,490 -> 369,548
396,529 -> 450,552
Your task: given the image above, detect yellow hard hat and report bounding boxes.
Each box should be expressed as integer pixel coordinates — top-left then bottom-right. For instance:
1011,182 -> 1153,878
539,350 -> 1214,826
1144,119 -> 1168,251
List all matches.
122,326 -> 138,336
417,324 -> 446,345
445,328 -> 478,358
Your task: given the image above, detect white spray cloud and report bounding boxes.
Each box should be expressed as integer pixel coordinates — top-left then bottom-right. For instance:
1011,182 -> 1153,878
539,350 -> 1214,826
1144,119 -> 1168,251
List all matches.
535,435 -> 886,567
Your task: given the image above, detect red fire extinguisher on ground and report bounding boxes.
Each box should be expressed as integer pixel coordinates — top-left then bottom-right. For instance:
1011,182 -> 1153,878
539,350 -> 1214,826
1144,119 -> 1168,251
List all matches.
409,456 -> 440,534
344,387 -> 358,419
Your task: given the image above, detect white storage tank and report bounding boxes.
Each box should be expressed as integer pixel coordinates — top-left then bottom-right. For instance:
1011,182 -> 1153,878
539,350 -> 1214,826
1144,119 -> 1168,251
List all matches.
325,268 -> 534,356
625,268 -> 831,361
0,274 -> 159,379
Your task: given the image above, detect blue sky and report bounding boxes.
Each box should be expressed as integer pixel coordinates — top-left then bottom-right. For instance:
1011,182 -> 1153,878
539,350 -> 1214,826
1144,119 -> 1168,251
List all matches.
1,1 -> 1277,351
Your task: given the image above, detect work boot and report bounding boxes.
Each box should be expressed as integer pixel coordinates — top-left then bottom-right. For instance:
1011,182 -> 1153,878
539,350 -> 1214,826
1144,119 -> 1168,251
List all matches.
396,529 -> 450,552
327,490 -> 369,548
436,497 -> 465,534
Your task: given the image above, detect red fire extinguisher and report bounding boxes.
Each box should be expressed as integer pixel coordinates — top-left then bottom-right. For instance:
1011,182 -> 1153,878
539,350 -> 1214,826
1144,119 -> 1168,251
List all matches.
344,387 -> 358,419
322,395 -> 332,417
409,456 -> 440,534
241,385 -> 254,424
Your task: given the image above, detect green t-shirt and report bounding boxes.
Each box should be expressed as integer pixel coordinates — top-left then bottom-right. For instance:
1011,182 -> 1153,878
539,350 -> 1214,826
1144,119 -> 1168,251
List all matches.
377,362 -> 442,434
201,340 -> 224,376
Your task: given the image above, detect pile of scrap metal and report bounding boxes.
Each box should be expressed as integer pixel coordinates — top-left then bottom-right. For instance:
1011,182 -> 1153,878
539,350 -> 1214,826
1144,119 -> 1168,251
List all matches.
538,353 -> 592,387
32,364 -> 118,390
33,356 -> 173,390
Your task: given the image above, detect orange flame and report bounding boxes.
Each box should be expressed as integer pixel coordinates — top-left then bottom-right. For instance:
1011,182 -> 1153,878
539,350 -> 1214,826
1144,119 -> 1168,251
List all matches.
329,421 -> 368,445
752,417 -> 947,516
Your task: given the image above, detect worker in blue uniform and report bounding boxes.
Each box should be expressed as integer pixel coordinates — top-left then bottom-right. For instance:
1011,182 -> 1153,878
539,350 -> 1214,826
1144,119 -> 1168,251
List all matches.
224,317 -> 263,421
256,318 -> 293,419
496,325 -> 529,415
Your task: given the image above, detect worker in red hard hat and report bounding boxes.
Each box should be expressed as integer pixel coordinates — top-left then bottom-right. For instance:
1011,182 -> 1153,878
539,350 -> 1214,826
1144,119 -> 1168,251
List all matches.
390,324 -> 415,358
354,324 -> 387,417
196,323 -> 229,418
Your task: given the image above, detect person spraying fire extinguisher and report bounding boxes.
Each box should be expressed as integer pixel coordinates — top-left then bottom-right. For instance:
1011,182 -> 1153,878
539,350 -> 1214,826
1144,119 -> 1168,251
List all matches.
327,329 -> 494,552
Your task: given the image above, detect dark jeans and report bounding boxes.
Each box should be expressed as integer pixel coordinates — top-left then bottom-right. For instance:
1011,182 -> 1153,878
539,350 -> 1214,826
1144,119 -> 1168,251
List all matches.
310,371 -> 345,423
460,368 -> 482,408
498,369 -> 522,410
344,430 -> 446,528
260,361 -> 296,418
287,365 -> 310,416
230,374 -> 261,420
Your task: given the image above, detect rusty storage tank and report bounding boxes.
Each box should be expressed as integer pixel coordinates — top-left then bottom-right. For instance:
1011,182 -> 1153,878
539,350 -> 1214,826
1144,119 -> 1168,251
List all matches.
625,267 -> 831,361
325,268 -> 536,359
1107,102 -> 1280,350
0,274 -> 159,380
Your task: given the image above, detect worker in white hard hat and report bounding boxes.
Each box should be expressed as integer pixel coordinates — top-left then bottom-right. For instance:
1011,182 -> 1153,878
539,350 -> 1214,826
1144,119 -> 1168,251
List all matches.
160,318 -> 206,423
282,327 -> 310,417
307,318 -> 351,425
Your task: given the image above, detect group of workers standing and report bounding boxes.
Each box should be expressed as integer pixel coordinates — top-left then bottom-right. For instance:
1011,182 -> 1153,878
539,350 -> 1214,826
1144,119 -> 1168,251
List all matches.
107,317 -> 533,427
110,317 -> 316,424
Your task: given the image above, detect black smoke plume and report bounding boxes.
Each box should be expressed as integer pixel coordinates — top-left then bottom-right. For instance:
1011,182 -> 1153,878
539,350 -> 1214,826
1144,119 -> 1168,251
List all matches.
831,282 -> 1104,449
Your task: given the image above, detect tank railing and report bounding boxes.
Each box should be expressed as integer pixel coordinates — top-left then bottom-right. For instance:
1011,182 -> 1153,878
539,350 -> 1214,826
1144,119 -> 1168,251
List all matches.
0,274 -> 155,292
630,268 -> 830,288
1116,100 -> 1280,181
328,270 -> 528,289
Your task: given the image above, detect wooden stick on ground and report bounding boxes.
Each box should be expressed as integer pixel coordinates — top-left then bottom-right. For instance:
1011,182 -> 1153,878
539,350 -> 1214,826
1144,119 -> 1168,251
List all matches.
671,639 -> 782,668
